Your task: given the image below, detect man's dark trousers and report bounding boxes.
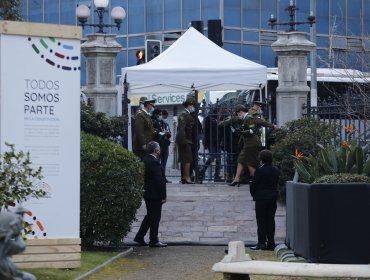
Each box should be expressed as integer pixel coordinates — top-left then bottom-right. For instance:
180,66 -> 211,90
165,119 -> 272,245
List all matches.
135,199 -> 162,244
255,199 -> 277,245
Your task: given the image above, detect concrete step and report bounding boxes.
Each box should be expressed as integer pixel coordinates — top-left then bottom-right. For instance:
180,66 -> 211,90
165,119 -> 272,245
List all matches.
124,183 -> 286,245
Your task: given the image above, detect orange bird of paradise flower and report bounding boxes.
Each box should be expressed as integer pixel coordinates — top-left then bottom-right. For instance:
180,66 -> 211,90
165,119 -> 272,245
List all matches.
345,123 -> 353,132
342,141 -> 350,149
295,149 -> 303,159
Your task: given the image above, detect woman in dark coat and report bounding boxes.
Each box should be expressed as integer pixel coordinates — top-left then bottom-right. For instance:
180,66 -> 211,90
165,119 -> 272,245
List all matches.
250,149 -> 280,250
175,97 -> 195,184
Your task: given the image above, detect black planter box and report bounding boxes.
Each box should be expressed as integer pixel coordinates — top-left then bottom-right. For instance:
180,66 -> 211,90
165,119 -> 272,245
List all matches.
286,181 -> 370,264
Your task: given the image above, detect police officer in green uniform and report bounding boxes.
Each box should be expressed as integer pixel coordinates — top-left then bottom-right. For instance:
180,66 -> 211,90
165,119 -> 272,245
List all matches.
133,98 -> 156,160
175,97 -> 195,184
229,101 -> 277,186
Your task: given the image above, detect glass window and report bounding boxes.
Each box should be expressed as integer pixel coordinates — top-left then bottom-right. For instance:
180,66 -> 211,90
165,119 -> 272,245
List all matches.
316,0 -> 329,34
128,36 -> 145,48
116,37 -> 127,49
242,44 -> 259,63
364,0 -> 370,35
330,0 -> 346,35
295,0 -> 310,33
182,0 -> 200,29
61,0 -> 77,25
224,43 -> 241,56
317,49 -> 330,68
45,0 -> 59,24
347,0 -> 361,36
202,0 -> 219,22
316,36 -> 329,48
146,0 -> 163,32
261,0 -> 276,29
243,31 -> 259,42
243,0 -> 259,28
28,0 -> 43,23
261,46 -> 275,67
224,29 -> 241,41
129,0 -> 144,34
224,0 -> 241,27
21,0 -> 28,21
164,0 -> 181,30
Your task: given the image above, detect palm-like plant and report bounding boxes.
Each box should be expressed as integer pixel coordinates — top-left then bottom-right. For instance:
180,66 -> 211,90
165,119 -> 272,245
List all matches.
293,139 -> 370,183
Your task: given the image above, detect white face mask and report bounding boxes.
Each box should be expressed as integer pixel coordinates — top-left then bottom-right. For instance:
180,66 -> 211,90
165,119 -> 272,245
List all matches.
190,106 -> 195,113
139,104 -> 144,110
158,116 -> 163,120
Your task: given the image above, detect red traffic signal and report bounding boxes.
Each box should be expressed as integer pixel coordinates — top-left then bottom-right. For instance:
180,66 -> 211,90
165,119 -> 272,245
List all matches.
136,50 -> 145,65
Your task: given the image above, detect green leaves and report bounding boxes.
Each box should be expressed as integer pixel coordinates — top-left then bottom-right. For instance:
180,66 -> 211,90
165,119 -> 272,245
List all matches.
0,143 -> 46,211
80,132 -> 144,248
294,139 -> 370,183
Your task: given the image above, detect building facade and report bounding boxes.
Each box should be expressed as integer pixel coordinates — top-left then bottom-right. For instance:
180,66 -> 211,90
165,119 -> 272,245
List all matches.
18,0 -> 370,179
20,0 -> 370,87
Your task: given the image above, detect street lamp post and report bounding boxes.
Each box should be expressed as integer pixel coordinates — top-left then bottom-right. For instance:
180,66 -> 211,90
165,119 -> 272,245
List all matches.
77,0 -> 126,117
269,1 -> 316,126
268,0 -> 315,32
76,0 -> 126,33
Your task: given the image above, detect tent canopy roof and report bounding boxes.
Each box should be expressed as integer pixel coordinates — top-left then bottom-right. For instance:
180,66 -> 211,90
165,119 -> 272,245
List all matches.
122,27 -> 267,94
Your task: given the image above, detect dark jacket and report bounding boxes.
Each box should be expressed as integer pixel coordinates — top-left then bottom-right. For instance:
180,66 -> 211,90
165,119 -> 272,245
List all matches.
250,163 -> 279,201
203,114 -> 220,150
143,155 -> 167,201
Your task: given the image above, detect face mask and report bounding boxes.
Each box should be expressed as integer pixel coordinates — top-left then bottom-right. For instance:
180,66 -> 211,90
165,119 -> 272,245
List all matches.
158,116 -> 163,121
139,104 -> 144,110
150,107 -> 155,113
190,106 -> 195,113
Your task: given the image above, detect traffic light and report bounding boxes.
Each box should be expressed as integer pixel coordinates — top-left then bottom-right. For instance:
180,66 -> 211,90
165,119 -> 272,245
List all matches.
145,40 -> 162,63
136,50 -> 145,65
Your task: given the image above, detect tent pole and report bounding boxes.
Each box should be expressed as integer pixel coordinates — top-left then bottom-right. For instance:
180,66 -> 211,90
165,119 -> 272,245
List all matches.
192,85 -> 200,183
123,74 -> 133,151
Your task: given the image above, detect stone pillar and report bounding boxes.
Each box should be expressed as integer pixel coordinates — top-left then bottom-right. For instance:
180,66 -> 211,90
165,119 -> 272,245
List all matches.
271,32 -> 315,127
81,34 -> 121,116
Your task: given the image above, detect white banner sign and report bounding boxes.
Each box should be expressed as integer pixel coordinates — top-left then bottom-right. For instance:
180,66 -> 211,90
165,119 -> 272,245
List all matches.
0,31 -> 80,239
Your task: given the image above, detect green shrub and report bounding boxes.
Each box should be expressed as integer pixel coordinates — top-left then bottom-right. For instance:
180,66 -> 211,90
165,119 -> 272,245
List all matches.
81,103 -> 128,147
294,139 -> 370,183
314,173 -> 370,183
80,132 -> 144,248
271,118 -> 339,200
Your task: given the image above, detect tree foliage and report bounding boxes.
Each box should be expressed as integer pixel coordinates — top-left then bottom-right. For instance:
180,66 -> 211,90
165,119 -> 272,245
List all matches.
0,0 -> 22,21
81,103 -> 128,147
0,143 -> 47,212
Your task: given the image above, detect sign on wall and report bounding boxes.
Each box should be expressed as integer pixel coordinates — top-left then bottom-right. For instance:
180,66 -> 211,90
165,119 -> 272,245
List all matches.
0,22 -> 81,239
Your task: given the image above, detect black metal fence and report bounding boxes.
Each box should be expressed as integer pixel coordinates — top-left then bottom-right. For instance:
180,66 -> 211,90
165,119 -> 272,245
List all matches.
302,103 -> 370,147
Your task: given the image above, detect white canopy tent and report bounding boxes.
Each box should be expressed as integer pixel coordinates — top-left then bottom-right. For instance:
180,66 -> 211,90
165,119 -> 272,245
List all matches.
122,27 -> 267,94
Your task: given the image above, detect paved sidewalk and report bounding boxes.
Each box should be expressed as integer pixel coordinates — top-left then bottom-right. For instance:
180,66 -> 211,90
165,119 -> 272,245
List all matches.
124,182 -> 286,245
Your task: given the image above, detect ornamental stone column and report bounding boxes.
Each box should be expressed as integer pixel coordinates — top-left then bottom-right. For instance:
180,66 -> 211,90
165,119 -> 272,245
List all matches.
81,34 -> 121,116
271,32 -> 315,127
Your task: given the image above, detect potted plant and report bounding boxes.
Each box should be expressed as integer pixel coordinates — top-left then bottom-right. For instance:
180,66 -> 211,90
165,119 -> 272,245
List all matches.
286,139 -> 370,264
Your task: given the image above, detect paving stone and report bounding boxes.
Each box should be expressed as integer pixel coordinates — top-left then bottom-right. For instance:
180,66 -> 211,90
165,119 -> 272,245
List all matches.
123,182 -> 286,245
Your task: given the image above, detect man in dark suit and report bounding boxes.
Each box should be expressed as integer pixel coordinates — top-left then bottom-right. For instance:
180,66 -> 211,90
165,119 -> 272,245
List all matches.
134,141 -> 167,248
250,149 -> 280,251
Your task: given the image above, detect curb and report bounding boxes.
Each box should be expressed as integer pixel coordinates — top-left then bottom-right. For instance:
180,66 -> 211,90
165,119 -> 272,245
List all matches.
74,247 -> 133,280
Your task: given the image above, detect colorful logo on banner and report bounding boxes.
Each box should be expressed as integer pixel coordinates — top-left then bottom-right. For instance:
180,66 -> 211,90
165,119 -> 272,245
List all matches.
7,202 -> 48,240
28,37 -> 80,72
